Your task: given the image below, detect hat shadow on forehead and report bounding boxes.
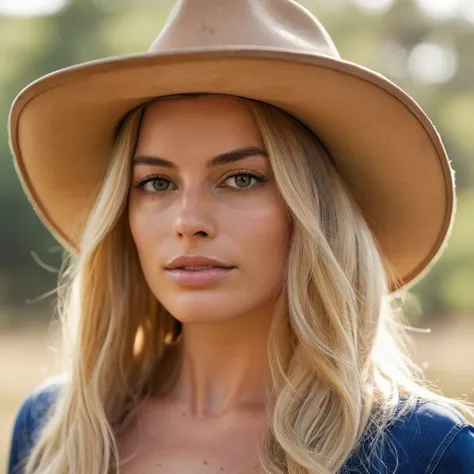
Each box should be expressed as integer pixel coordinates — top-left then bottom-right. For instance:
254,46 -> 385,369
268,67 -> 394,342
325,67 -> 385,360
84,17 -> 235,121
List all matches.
150,0 -> 339,57
9,0 -> 454,292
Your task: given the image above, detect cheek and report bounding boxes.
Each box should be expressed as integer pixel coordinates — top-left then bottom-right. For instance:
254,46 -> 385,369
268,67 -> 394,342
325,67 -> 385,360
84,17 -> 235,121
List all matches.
232,201 -> 291,278
128,203 -> 163,273
128,205 -> 145,253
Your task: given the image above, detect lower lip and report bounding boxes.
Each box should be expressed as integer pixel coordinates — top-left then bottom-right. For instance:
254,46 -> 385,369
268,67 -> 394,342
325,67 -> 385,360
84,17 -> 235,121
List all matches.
164,267 -> 236,288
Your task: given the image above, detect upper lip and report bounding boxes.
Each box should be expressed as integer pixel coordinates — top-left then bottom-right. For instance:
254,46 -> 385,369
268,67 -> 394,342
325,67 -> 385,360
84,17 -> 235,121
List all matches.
165,255 -> 235,269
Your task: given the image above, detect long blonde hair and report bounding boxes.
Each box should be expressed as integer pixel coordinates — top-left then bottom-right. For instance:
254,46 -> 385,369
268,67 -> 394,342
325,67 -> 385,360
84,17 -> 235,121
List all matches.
24,94 -> 473,474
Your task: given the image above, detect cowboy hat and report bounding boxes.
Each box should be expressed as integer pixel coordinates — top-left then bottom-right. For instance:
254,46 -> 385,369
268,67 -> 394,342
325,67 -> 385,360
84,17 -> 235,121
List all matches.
8,0 -> 454,291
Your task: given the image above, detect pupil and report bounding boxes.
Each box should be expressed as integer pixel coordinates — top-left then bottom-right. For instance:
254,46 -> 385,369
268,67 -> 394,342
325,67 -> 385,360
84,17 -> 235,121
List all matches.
236,175 -> 250,187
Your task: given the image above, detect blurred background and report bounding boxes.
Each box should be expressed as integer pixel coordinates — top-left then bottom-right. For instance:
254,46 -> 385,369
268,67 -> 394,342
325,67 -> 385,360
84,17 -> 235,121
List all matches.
1,0 -> 473,469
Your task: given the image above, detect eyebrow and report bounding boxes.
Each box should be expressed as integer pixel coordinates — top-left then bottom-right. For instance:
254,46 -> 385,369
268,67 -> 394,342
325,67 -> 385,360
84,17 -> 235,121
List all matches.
132,146 -> 268,169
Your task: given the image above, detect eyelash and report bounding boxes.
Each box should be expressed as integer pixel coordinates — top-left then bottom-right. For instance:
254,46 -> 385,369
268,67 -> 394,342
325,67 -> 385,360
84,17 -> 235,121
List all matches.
133,170 -> 267,194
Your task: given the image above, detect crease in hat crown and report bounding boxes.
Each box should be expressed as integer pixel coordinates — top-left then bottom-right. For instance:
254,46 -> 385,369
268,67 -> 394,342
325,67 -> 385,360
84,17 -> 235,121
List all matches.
149,0 -> 340,58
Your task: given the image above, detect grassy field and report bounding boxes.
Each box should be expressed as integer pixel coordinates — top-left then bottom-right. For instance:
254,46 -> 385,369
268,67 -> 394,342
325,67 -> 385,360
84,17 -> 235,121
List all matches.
1,318 -> 473,471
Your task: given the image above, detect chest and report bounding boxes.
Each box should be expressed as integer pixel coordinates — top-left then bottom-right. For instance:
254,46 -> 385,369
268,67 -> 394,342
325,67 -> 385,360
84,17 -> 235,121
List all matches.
117,400 -> 267,474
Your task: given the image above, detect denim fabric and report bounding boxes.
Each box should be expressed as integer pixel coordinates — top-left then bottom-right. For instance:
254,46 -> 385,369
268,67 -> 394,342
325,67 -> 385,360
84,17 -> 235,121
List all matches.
7,377 -> 474,473
342,399 -> 474,473
7,376 -> 64,474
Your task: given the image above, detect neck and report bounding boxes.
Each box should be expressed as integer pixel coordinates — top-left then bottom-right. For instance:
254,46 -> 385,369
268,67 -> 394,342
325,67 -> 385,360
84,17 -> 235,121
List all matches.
167,301 -> 278,417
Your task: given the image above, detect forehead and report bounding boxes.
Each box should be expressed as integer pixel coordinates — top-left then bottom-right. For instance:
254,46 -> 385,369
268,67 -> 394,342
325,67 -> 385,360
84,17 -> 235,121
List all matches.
135,95 -> 265,158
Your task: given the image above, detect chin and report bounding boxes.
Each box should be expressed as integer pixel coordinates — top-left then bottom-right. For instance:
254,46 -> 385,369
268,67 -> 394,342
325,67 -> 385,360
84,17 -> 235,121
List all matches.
158,292 -> 250,324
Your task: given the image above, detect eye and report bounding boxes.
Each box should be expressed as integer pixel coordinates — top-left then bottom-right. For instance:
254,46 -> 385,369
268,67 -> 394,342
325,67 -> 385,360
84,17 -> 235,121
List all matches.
223,172 -> 266,190
138,176 -> 177,193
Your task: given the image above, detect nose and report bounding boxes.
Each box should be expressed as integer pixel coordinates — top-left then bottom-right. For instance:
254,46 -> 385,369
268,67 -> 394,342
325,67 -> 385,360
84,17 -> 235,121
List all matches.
172,186 -> 217,241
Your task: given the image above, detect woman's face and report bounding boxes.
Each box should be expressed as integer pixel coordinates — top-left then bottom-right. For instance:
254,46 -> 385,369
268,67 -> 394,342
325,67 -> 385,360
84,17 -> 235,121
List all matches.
128,95 -> 291,323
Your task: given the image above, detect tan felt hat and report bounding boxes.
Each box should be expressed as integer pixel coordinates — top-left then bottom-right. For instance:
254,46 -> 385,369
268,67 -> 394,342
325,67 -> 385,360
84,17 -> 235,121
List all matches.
8,0 -> 455,291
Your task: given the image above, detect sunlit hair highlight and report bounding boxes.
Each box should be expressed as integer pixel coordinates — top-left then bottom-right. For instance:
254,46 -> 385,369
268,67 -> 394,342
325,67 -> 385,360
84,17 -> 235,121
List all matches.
23,94 -> 473,474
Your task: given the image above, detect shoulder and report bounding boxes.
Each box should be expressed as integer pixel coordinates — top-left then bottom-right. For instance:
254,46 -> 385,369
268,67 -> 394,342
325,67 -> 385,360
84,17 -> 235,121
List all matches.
388,399 -> 474,473
379,399 -> 473,474
7,374 -> 67,474
344,398 -> 474,474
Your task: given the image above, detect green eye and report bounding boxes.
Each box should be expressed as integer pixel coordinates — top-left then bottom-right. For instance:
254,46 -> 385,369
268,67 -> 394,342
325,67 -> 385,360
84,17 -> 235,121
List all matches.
224,172 -> 266,190
145,178 -> 171,192
137,176 -> 177,193
231,174 -> 253,188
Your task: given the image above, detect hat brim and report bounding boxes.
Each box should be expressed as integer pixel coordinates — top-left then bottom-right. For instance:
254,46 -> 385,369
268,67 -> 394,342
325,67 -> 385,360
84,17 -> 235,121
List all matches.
9,47 -> 454,291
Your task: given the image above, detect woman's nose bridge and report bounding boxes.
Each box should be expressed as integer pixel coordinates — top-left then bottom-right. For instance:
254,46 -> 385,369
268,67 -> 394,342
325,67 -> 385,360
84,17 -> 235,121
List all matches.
173,179 -> 216,235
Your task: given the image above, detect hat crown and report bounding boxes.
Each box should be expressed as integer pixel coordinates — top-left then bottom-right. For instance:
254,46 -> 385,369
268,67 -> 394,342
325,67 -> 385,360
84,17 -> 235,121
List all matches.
149,0 -> 340,58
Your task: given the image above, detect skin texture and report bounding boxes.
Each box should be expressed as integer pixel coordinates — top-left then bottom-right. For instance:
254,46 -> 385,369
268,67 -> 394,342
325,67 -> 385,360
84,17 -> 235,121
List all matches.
123,95 -> 292,473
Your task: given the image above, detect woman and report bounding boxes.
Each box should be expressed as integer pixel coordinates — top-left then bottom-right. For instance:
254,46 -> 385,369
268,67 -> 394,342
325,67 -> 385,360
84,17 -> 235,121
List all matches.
7,1 -> 474,473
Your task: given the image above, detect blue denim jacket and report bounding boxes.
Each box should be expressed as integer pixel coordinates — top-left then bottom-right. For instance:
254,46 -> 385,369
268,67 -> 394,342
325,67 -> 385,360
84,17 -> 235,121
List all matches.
7,376 -> 474,473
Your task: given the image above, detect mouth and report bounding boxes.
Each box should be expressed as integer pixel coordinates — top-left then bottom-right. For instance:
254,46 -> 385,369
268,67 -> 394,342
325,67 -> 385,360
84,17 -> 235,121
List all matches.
169,265 -> 236,271
165,254 -> 234,270
164,265 -> 237,288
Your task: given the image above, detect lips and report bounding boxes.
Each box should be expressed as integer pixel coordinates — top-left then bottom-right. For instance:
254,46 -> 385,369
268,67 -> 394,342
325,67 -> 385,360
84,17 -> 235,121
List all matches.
164,255 -> 237,289
177,265 -> 233,271
165,254 -> 234,270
